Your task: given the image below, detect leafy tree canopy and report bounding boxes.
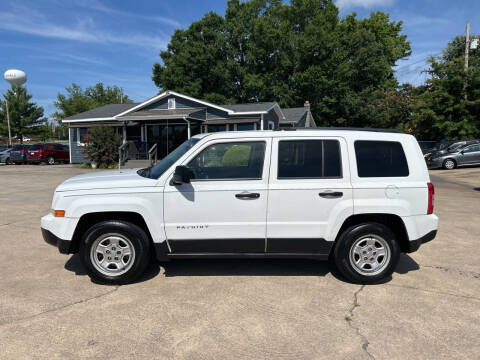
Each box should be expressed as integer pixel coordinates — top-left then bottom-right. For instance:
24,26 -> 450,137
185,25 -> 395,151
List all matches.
411,36 -> 480,139
53,83 -> 133,121
152,0 -> 411,127
0,85 -> 46,141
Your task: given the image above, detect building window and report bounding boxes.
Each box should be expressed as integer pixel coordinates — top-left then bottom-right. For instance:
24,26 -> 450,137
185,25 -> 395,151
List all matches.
168,98 -> 176,109
236,123 -> 255,131
76,128 -> 89,146
268,121 -> 275,130
207,124 -> 227,133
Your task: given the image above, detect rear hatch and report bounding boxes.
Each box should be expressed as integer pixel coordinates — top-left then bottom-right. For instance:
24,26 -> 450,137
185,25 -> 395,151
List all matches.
27,144 -> 46,161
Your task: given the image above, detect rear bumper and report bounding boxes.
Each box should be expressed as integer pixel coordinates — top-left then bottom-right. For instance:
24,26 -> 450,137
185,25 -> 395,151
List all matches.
41,228 -> 71,254
405,230 -> 437,253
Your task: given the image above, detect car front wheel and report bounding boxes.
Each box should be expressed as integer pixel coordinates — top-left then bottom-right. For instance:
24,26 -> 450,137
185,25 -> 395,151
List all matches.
79,221 -> 151,284
442,158 -> 456,170
47,156 -> 55,165
333,223 -> 400,284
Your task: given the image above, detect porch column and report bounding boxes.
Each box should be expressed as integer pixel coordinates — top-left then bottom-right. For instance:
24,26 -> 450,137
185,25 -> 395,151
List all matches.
260,114 -> 264,130
185,117 -> 191,139
122,122 -> 127,144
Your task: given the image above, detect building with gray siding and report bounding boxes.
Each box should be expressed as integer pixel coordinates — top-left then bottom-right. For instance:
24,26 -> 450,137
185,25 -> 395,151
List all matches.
63,91 -> 316,163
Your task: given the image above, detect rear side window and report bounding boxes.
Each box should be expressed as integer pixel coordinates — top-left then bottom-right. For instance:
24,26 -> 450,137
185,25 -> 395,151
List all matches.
29,145 -> 44,151
355,141 -> 409,177
278,140 -> 342,178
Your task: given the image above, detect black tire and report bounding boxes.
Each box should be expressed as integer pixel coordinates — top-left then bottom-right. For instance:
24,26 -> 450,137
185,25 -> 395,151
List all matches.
47,156 -> 55,165
79,220 -> 151,284
442,158 -> 456,170
333,223 -> 400,284
5,157 -> 10,165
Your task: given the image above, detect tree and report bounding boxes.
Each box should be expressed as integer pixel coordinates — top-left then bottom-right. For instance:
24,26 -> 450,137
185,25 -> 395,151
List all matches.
0,85 -> 46,142
152,0 -> 411,127
53,83 -> 133,137
410,36 -> 480,139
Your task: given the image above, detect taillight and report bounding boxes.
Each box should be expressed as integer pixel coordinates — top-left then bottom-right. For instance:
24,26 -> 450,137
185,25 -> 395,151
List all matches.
427,182 -> 434,214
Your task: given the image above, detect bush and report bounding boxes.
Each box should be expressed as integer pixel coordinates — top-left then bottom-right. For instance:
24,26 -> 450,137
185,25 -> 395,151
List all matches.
80,162 -> 91,168
84,126 -> 121,168
222,145 -> 251,166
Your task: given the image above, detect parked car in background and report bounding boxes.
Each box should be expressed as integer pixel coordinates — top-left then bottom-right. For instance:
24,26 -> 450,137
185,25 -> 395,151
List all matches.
421,139 -> 455,155
10,145 -> 31,164
27,143 -> 69,165
424,140 -> 479,159
0,147 -> 13,164
426,142 -> 480,169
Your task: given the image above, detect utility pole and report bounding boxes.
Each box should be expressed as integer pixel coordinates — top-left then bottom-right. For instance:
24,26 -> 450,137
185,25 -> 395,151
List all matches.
120,88 -> 123,104
464,21 -> 470,100
5,99 -> 12,147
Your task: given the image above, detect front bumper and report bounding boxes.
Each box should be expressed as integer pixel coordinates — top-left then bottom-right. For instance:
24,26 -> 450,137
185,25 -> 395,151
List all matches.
405,230 -> 437,253
42,228 -> 71,254
425,157 -> 444,169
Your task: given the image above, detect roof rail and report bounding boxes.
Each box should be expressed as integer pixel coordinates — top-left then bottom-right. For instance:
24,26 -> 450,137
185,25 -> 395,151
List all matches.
274,127 -> 403,134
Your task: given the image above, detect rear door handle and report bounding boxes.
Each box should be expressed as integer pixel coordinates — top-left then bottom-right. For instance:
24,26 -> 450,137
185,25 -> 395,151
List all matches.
319,191 -> 343,199
235,192 -> 260,199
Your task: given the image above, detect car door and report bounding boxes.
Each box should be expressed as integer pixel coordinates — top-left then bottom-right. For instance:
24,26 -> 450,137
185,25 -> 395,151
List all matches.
266,136 -> 353,254
163,137 -> 271,253
460,144 -> 480,165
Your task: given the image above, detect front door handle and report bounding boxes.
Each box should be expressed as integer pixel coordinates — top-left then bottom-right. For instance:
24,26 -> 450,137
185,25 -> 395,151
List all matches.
319,191 -> 343,199
235,192 -> 260,199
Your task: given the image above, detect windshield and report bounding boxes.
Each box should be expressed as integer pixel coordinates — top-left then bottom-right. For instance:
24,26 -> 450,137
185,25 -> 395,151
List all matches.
146,138 -> 200,179
447,143 -> 465,152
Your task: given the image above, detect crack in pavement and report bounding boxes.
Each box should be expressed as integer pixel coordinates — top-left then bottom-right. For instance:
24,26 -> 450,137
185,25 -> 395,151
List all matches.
385,283 -> 480,302
0,286 -> 119,327
422,265 -> 480,279
346,285 -> 375,359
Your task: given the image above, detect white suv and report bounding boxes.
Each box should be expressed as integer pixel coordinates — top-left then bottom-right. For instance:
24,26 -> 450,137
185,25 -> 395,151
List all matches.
41,129 -> 438,284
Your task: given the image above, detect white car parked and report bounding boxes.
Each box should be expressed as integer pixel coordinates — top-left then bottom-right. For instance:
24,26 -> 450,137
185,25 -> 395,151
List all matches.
41,129 -> 438,284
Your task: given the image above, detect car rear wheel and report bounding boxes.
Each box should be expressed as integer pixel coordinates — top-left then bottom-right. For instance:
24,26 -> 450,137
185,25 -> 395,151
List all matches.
333,223 -> 400,284
47,156 -> 55,165
5,157 -> 10,165
79,221 -> 151,284
442,158 -> 456,170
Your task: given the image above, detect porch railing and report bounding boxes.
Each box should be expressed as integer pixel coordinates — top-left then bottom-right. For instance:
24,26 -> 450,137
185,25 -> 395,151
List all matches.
148,143 -> 158,167
118,142 -> 129,169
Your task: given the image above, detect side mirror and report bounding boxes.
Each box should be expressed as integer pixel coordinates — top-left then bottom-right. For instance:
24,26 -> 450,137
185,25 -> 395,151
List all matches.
460,150 -> 465,155
171,165 -> 193,185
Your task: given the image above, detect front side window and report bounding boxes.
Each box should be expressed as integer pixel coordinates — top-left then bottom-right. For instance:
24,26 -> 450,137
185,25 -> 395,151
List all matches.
464,144 -> 480,153
188,142 -> 265,180
355,140 -> 409,177
278,140 -> 342,179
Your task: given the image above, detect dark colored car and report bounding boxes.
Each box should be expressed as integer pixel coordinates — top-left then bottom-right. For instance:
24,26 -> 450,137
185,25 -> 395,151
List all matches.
10,145 -> 31,164
426,142 -> 480,169
27,143 -> 70,165
421,139 -> 456,155
425,140 -> 480,160
0,147 -> 13,164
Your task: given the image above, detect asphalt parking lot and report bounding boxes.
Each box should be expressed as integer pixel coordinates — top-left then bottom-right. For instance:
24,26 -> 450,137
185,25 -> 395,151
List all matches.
0,164 -> 479,359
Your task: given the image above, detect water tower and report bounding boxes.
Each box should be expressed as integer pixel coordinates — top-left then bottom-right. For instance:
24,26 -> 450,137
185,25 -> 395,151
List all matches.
3,69 -> 27,146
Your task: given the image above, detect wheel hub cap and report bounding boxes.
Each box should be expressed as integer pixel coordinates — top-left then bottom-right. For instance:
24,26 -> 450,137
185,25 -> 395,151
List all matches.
349,235 -> 391,276
90,234 -> 135,276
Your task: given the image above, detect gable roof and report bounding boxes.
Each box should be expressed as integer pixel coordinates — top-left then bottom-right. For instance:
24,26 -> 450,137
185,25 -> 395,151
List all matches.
63,103 -> 139,121
281,107 -> 307,124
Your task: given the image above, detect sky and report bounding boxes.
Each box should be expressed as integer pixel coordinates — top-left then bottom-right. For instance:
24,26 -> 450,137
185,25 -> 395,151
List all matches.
0,0 -> 479,119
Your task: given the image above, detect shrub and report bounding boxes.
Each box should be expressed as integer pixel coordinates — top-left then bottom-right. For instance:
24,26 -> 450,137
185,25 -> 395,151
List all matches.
84,126 -> 121,168
222,145 -> 251,166
80,162 -> 91,168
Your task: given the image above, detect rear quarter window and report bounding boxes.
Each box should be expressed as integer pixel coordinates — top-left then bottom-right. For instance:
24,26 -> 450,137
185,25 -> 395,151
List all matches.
354,140 -> 409,177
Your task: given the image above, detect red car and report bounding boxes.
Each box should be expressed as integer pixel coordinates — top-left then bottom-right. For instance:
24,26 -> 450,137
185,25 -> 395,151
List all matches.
27,143 -> 70,165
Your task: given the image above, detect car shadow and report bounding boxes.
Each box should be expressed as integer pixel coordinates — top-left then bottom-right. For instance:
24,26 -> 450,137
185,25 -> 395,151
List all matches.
64,253 -> 419,284
64,254 -> 161,284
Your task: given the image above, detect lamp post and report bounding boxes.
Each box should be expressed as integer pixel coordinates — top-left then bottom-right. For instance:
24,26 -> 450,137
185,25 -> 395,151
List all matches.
3,69 -> 27,146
